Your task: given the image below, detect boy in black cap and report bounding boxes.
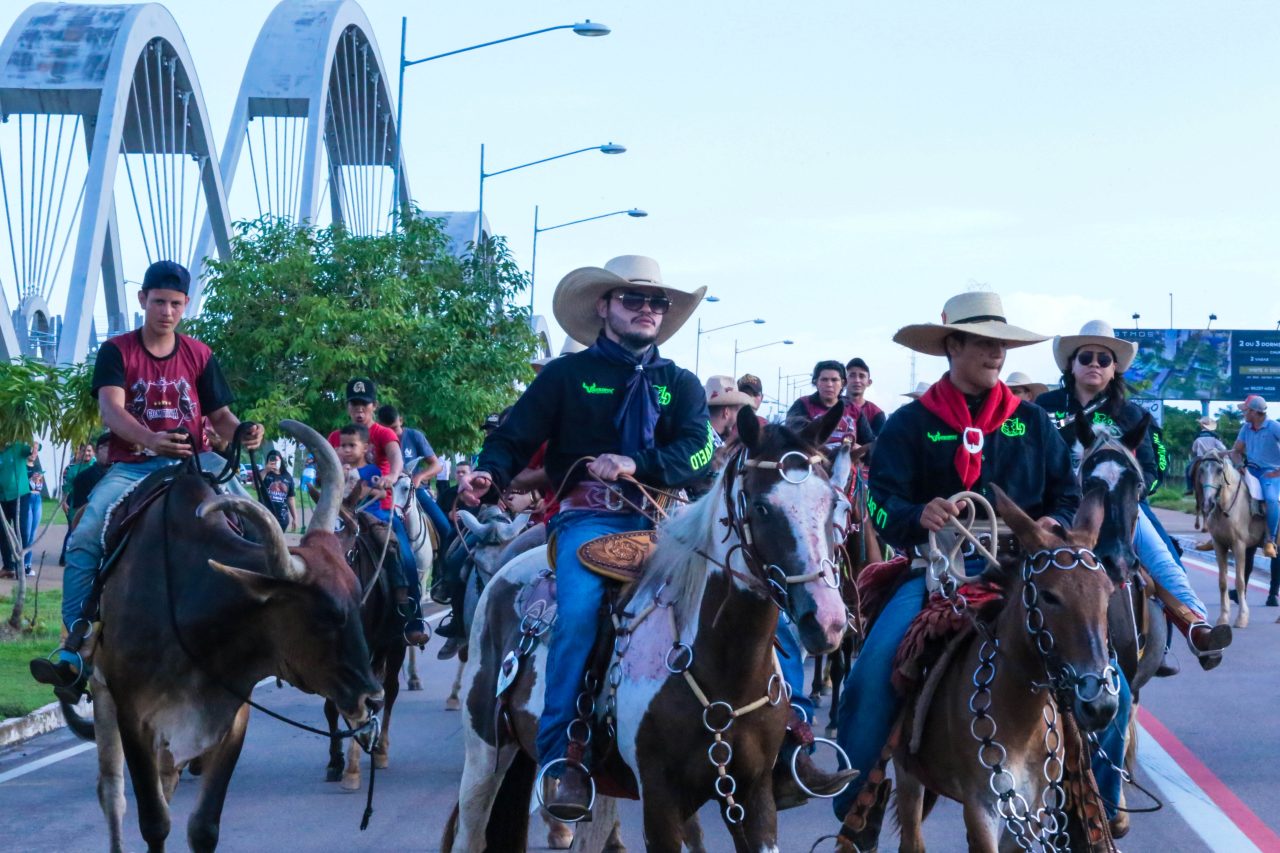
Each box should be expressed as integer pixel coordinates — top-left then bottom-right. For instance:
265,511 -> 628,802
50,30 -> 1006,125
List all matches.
32,261 -> 264,695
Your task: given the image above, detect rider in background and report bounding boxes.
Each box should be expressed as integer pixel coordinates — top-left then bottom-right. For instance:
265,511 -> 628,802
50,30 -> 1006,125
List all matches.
1231,395 -> 1280,560
831,291 -> 1088,847
1036,321 -> 1229,672
1004,371 -> 1047,402
843,357 -> 886,437
58,443 -> 95,565
375,404 -> 452,546
786,360 -> 874,452
31,260 -> 264,695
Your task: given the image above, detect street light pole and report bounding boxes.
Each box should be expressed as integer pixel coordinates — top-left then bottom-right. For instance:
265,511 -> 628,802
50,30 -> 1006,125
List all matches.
734,338 -> 793,376
695,317 -> 765,375
530,206 -> 646,310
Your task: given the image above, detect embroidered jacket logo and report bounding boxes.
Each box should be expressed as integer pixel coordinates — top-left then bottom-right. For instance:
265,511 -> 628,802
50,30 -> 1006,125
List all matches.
926,431 -> 958,443
1000,418 -> 1026,438
582,382 -> 614,395
653,384 -> 672,406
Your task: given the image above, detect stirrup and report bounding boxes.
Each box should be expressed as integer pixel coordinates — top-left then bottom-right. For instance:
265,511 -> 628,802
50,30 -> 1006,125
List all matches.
789,736 -> 855,799
403,617 -> 431,647
1188,621 -> 1231,658
534,758 -> 596,824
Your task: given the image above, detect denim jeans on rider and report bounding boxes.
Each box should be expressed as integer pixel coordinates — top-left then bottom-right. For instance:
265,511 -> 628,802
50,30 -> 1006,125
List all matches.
776,611 -> 813,722
832,573 -> 1133,821
1250,466 -> 1280,541
536,509 -> 651,769
21,490 -> 41,571
414,485 -> 453,544
367,507 -> 422,600
1135,508 -> 1206,621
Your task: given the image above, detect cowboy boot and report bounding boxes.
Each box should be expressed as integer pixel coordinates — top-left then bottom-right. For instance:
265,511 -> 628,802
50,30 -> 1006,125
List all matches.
1265,539 -> 1278,559
1268,571 -> 1280,607
394,588 -> 430,647
1194,539 -> 1214,551
544,763 -> 594,823
774,711 -> 858,810
1188,622 -> 1231,671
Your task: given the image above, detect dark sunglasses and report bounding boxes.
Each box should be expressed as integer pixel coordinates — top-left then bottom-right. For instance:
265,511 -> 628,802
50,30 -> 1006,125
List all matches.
1075,351 -> 1113,368
613,292 -> 671,314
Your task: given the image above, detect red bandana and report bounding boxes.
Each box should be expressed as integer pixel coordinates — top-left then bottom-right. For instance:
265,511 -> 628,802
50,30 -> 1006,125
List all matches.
918,373 -> 1021,489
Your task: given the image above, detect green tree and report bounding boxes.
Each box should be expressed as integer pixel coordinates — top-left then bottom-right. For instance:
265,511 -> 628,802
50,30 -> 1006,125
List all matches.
188,213 -> 538,454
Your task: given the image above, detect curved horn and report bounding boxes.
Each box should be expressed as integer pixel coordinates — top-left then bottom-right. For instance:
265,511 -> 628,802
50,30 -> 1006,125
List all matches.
456,509 -> 487,539
281,419 -> 342,534
197,495 -> 307,582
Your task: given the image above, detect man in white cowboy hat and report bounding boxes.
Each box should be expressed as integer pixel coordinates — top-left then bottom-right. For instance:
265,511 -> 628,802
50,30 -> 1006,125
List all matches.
1232,394 -> 1280,559
705,375 -> 754,451
901,381 -> 931,401
457,256 -> 715,819
831,291 -> 1089,849
1037,320 -> 1230,678
1004,370 -> 1048,402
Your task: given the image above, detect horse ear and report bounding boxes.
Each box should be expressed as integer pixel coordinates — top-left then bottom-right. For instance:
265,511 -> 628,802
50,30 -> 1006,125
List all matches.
1072,412 -> 1095,451
1072,486 -> 1106,548
829,442 -> 853,492
1120,412 -> 1152,453
802,403 -> 845,448
992,484 -> 1053,552
737,406 -> 761,453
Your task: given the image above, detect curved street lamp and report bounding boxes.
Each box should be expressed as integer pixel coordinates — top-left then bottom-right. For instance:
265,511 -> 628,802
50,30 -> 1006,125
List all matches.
695,317 -> 765,375
734,338 -> 793,376
530,207 -> 647,309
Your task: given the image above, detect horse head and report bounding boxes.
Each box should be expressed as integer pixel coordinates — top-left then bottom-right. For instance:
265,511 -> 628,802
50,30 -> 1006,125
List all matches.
1196,448 -> 1236,518
456,505 -> 530,582
1075,413 -> 1148,582
732,404 -> 848,654
994,485 -> 1119,732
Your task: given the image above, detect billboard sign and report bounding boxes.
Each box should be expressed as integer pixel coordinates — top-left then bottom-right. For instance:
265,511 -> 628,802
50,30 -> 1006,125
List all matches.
1114,328 -> 1280,401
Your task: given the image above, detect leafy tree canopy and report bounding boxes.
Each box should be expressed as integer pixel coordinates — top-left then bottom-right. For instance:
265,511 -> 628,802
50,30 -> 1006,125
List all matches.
187,213 -> 537,455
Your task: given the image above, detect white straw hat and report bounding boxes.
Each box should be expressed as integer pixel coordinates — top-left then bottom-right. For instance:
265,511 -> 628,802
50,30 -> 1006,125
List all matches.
1004,371 -> 1048,398
553,255 -> 705,347
893,292 -> 1048,356
903,381 -> 931,400
704,375 -> 755,409
1052,320 -> 1136,374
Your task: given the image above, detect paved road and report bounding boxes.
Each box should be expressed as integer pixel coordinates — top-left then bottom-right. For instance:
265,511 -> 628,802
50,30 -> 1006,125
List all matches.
0,554 -> 1275,851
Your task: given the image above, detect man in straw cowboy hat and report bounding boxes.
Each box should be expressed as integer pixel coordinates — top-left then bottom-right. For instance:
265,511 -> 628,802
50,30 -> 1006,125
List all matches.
830,291 -> 1095,849
1038,321 -> 1230,676
1004,370 -> 1048,402
457,256 -> 715,819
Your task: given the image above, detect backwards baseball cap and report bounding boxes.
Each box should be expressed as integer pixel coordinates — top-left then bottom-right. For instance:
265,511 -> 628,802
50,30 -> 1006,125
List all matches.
346,377 -> 377,403
141,260 -> 191,294
737,373 -> 763,396
1240,394 -> 1268,413
482,412 -> 502,431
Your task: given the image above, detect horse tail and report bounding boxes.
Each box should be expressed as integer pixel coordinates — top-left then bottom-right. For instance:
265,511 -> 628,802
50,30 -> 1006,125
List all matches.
440,801 -> 460,853
486,748 -> 535,852
61,697 -> 95,742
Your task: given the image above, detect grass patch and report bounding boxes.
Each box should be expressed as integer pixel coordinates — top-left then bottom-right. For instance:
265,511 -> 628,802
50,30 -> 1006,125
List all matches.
0,587 -> 64,718
1149,486 -> 1195,514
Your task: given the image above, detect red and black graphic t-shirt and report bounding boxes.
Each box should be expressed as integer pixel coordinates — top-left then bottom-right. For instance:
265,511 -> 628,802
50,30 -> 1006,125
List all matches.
92,331 -> 235,463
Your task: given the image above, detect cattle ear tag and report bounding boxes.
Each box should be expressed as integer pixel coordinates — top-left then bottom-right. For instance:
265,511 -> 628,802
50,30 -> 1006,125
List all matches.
496,650 -> 520,697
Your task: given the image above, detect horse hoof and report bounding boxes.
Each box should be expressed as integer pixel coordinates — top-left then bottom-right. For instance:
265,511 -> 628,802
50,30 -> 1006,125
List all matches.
1236,616 -> 1249,629
547,825 -> 573,849
809,693 -> 823,709
340,774 -> 360,792
445,695 -> 461,711
407,678 -> 423,691
373,753 -> 389,770
325,766 -> 342,783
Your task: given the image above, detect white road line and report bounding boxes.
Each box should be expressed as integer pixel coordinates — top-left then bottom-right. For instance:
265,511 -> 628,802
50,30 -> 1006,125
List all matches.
0,742 -> 93,784
1182,554 -> 1272,593
1136,722 -> 1262,853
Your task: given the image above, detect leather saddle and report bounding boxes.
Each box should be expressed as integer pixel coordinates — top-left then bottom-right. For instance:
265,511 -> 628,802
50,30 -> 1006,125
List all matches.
577,530 -> 657,584
101,462 -> 187,557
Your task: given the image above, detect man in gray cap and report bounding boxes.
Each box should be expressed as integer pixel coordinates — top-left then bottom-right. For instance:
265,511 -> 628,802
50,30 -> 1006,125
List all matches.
1231,395 -> 1280,557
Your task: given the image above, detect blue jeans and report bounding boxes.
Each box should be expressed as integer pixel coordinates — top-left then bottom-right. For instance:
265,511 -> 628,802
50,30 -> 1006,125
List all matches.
777,611 -> 813,722
537,509 -> 650,767
62,458 -> 175,631
368,508 -> 421,600
1135,507 -> 1205,620
20,492 -> 40,570
1094,666 -> 1132,820
414,485 -> 452,543
1251,466 -> 1280,540
832,574 -> 1133,821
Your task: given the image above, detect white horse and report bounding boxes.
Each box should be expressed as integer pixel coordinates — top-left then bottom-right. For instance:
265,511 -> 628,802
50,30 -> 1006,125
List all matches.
392,477 -> 436,690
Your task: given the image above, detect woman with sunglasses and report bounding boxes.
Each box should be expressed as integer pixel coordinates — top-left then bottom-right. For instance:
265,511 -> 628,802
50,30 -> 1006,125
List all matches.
1037,320 -> 1230,677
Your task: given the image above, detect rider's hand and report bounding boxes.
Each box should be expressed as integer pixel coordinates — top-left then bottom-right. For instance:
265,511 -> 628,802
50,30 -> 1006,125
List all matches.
241,423 -> 264,451
149,430 -> 194,459
588,454 -> 636,482
459,472 -> 494,507
919,497 -> 966,532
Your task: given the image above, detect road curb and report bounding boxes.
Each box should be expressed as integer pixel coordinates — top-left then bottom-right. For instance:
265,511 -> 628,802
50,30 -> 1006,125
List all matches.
0,697 -> 88,749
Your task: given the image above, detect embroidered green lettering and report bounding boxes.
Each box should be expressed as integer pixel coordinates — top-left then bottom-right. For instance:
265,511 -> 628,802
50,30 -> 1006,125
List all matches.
653,384 -> 672,406
689,422 -> 714,471
926,431 -> 958,443
866,494 -> 888,530
1000,417 -> 1026,438
582,382 -> 615,395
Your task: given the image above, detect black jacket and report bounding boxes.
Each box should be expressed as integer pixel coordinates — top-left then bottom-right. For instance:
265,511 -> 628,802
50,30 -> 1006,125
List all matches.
868,397 -> 1080,551
1035,388 -> 1165,495
476,348 -> 712,492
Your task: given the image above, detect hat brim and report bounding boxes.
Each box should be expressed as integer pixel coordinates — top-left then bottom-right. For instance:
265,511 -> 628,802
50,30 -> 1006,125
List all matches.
1198,418 -> 1218,429
553,267 -> 706,347
1008,381 -> 1049,398
893,320 -> 1049,357
1052,335 -> 1136,374
707,390 -> 756,409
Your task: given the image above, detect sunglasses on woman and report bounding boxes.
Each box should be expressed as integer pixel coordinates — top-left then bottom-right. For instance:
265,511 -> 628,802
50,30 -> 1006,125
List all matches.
613,292 -> 672,314
1075,351 -> 1113,368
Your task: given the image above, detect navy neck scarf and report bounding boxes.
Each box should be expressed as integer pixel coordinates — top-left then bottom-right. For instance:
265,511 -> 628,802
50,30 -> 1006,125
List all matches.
588,333 -> 672,455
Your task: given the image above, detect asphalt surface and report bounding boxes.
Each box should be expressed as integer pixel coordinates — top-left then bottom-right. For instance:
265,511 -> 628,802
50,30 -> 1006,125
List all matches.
0,521 -> 1274,852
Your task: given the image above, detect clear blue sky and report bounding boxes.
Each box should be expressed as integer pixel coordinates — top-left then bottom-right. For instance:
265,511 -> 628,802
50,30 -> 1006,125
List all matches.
5,1 -> 1279,415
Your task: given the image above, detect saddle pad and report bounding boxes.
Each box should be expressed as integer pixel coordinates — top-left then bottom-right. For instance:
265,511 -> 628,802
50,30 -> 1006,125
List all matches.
855,556 -> 911,633
578,531 -> 657,584
1245,470 -> 1264,502
101,462 -> 186,555
892,581 -> 1004,696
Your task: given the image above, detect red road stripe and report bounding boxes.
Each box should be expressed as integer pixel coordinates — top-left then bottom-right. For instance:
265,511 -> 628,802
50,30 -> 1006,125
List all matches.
1138,705 -> 1280,850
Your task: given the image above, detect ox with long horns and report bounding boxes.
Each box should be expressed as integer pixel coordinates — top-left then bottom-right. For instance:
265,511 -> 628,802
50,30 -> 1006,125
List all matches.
70,420 -> 382,853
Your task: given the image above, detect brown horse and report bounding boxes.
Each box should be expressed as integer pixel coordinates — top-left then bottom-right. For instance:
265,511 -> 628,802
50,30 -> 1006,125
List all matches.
1196,450 -> 1265,628
443,406 -> 849,852
892,486 -> 1118,853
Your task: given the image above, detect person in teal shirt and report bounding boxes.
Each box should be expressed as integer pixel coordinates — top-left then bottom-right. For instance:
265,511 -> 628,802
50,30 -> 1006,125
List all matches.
0,440 -> 32,577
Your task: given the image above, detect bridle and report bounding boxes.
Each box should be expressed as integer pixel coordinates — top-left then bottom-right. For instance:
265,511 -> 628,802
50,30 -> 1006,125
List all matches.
1199,454 -> 1245,518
